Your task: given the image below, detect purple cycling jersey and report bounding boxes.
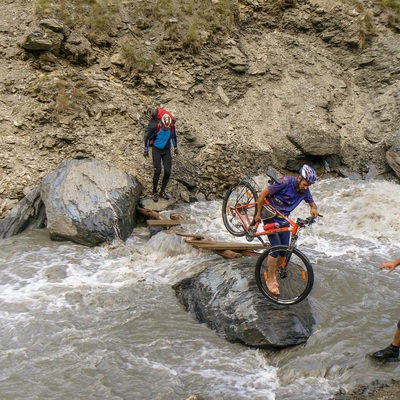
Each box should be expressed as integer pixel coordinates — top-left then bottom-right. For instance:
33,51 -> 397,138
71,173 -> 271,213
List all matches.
267,175 -> 314,216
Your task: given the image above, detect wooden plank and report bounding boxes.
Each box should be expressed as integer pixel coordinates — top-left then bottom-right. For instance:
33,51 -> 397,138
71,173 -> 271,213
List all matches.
138,206 -> 265,255
183,238 -> 216,245
185,240 -> 266,251
175,232 -> 205,240
147,219 -> 184,227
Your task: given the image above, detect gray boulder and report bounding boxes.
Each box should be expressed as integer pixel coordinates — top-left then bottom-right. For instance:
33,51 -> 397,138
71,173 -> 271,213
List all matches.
287,125 -> 341,156
386,132 -> 400,180
0,185 -> 46,239
173,258 -> 314,348
20,26 -> 64,53
40,158 -> 142,246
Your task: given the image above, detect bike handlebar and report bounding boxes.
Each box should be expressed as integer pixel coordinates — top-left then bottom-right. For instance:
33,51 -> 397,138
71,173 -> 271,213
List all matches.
296,215 -> 323,228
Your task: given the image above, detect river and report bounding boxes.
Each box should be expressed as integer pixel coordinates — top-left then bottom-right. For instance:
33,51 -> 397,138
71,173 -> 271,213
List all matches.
1,177 -> 400,400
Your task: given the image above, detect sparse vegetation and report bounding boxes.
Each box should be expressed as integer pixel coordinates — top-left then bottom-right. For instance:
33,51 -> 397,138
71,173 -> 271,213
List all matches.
349,0 -> 400,31
348,0 -> 400,46
375,0 -> 400,25
34,0 -> 239,56
357,9 -> 375,49
376,0 -> 400,12
182,23 -> 203,54
120,39 -> 158,72
34,0 -> 120,41
28,73 -> 97,117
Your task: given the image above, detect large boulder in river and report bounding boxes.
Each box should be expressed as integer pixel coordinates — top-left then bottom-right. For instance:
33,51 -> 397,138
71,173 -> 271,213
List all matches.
173,258 -> 314,348
0,185 -> 46,239
40,158 -> 142,246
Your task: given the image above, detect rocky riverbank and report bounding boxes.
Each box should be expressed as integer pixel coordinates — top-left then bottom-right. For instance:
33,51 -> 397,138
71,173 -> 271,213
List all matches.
1,1 -> 400,398
1,0 -> 400,222
333,380 -> 400,400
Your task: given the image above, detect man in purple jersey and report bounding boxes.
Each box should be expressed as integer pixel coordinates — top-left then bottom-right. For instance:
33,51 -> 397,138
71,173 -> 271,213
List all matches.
254,165 -> 319,295
371,257 -> 400,361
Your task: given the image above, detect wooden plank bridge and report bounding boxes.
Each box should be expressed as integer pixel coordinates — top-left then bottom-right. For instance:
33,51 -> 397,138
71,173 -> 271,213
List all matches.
137,207 -> 266,259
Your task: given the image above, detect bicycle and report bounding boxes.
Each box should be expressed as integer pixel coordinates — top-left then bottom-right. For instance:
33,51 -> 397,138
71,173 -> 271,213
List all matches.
222,176 -> 320,305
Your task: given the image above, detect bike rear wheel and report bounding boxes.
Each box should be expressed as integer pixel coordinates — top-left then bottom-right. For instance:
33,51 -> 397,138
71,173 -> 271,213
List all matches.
255,245 -> 314,305
222,181 -> 258,237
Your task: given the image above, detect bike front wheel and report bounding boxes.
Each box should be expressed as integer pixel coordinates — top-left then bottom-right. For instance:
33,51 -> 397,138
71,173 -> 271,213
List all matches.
222,180 -> 258,237
255,245 -> 314,305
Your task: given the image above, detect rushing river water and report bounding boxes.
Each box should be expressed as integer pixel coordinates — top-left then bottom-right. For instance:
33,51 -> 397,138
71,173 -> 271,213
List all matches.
1,177 -> 400,400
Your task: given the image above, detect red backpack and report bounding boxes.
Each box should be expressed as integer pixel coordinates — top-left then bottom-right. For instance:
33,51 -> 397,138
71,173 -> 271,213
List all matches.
156,108 -> 175,122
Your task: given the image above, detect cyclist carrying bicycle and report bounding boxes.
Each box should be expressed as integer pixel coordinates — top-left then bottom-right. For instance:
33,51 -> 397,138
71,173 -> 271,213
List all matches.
254,165 -> 320,295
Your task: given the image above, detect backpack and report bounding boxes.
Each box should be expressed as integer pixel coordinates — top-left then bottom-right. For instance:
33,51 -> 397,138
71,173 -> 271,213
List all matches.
156,108 -> 175,123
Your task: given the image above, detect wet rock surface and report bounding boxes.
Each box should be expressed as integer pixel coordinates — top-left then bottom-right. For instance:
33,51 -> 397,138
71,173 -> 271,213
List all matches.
41,158 -> 142,246
174,258 -> 314,348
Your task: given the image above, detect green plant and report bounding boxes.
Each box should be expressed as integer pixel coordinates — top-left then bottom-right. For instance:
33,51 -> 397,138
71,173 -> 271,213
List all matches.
34,0 -> 241,62
34,0 -> 120,38
376,0 -> 400,12
375,0 -> 400,24
182,0 -> 195,15
357,9 -> 375,49
153,0 -> 175,18
120,39 -> 157,72
34,0 -> 51,16
182,22 -> 203,54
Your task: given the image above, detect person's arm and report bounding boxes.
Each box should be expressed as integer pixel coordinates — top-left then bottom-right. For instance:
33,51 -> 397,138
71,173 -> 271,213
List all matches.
171,125 -> 178,154
255,188 -> 271,222
380,258 -> 400,274
304,188 -> 318,217
309,202 -> 319,218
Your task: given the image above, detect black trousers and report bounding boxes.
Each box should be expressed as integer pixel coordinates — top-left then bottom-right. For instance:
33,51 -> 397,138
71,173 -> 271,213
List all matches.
152,146 -> 172,194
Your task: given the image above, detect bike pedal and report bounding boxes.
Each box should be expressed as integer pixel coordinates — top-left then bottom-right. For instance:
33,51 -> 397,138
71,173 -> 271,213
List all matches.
245,227 -> 255,242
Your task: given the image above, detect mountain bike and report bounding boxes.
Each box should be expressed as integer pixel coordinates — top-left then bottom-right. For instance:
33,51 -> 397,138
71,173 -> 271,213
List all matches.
222,176 -> 320,305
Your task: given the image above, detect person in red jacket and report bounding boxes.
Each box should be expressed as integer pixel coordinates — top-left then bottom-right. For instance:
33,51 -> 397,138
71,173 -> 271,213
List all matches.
371,257 -> 400,361
143,109 -> 178,202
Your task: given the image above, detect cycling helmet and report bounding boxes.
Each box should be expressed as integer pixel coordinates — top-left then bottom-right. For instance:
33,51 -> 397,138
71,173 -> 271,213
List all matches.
161,113 -> 172,128
299,164 -> 317,184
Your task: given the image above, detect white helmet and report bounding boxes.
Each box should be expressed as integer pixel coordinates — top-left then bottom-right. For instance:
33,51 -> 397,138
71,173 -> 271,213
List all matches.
299,164 -> 317,184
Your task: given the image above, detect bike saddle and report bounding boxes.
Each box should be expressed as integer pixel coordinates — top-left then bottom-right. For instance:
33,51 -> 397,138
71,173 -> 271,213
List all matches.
266,167 -> 281,184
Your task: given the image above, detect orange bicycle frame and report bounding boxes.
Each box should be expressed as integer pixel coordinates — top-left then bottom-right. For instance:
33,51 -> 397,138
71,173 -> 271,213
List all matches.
234,200 -> 300,239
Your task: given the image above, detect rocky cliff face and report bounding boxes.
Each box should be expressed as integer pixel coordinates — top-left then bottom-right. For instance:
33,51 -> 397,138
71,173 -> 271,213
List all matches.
1,0 -> 400,219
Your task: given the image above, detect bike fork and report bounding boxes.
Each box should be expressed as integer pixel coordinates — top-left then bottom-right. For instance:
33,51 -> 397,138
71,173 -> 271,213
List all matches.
279,244 -> 296,278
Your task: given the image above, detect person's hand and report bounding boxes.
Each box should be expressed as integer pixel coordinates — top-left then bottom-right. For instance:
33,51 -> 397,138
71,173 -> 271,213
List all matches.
143,147 -> 149,157
380,261 -> 399,274
255,215 -> 261,223
174,147 -> 179,156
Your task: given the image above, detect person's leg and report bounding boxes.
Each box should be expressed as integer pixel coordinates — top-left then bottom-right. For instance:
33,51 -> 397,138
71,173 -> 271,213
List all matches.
393,326 -> 400,346
266,234 -> 281,294
266,255 -> 279,294
372,321 -> 400,360
265,231 -> 291,295
160,149 -> 172,195
152,147 -> 162,199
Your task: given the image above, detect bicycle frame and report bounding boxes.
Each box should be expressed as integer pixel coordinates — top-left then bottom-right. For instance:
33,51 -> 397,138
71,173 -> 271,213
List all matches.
234,200 -> 300,246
